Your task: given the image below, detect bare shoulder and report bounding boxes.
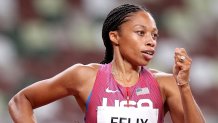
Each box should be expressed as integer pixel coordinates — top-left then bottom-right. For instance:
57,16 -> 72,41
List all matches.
149,68 -> 174,82
70,62 -> 100,71
51,63 -> 101,94
60,63 -> 100,78
149,68 -> 178,101
64,63 -> 100,83
65,63 -> 101,109
149,68 -> 177,94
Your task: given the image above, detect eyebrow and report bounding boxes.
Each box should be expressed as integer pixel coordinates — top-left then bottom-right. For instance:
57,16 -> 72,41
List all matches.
133,24 -> 158,32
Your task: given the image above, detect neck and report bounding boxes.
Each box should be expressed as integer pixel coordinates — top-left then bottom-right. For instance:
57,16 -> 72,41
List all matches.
112,59 -> 140,75
111,48 -> 141,86
112,46 -> 141,74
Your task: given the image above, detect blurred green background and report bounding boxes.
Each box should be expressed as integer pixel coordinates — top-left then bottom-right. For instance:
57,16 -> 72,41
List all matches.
0,0 -> 218,123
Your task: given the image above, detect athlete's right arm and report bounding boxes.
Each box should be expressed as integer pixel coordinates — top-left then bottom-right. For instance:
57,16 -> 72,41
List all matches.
8,63 -> 98,123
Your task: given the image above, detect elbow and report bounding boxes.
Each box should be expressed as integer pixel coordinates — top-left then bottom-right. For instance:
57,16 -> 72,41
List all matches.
8,99 -> 13,114
8,95 -> 16,110
8,94 -> 20,114
8,98 -> 13,110
8,92 -> 35,123
8,94 -> 19,120
8,92 -> 31,114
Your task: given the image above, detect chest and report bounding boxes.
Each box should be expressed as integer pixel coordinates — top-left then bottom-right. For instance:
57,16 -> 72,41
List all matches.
98,80 -> 160,107
84,65 -> 164,123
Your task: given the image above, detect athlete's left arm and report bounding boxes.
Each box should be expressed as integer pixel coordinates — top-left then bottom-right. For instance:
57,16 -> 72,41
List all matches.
167,48 -> 205,123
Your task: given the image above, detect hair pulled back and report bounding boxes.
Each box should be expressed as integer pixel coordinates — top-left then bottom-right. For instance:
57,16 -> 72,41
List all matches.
100,4 -> 148,64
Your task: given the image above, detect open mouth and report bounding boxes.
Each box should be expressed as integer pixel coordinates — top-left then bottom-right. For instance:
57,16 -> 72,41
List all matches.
142,50 -> 155,56
141,49 -> 155,60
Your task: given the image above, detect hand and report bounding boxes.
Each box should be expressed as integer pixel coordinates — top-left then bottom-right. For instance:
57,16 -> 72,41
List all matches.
173,48 -> 192,86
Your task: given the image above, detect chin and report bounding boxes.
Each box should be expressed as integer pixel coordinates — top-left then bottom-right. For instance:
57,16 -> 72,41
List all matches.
129,58 -> 150,66
135,60 -> 150,67
141,62 -> 149,66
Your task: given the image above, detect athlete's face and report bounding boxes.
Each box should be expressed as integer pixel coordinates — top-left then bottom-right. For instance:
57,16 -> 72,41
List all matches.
113,11 -> 158,66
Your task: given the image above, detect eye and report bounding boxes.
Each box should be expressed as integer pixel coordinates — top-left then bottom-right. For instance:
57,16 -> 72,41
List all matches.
152,33 -> 159,40
136,31 -> 145,36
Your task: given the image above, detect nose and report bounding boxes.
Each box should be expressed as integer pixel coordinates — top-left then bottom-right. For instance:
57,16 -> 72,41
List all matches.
146,41 -> 155,47
146,35 -> 156,47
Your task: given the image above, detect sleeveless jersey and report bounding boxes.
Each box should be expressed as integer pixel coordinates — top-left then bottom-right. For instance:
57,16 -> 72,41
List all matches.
85,63 -> 164,123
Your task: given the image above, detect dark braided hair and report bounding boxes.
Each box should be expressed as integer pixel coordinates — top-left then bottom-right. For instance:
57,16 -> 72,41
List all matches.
100,4 -> 149,64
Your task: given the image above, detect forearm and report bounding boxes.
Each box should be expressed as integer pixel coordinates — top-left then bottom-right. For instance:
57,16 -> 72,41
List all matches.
8,92 -> 36,123
179,84 -> 205,123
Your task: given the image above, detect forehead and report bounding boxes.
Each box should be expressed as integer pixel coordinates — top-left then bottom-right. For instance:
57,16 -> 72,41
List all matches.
120,11 -> 157,31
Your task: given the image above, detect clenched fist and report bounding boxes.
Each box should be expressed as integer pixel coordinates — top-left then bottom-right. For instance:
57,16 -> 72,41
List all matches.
173,48 -> 192,86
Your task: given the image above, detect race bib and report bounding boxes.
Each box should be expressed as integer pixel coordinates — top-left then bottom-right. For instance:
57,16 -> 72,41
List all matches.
97,99 -> 158,123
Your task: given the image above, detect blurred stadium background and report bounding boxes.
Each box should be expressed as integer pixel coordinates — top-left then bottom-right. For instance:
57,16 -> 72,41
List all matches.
0,0 -> 218,123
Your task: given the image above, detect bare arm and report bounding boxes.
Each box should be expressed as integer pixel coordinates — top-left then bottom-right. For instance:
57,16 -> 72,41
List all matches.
178,83 -> 205,123
158,74 -> 205,123
167,48 -> 205,123
8,63 -> 98,123
155,48 -> 205,123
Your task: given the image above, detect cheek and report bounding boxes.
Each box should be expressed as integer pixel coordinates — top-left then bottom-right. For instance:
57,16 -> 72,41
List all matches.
119,41 -> 138,56
124,38 -> 142,53
126,43 -> 141,57
123,39 -> 140,50
153,40 -> 157,48
118,32 -> 143,54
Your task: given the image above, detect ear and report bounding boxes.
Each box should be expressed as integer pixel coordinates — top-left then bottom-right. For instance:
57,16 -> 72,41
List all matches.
109,31 -> 119,46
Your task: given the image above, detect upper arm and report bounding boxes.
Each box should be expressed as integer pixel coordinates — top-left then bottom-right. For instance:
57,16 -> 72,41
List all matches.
19,63 -> 98,109
155,72 -> 184,123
